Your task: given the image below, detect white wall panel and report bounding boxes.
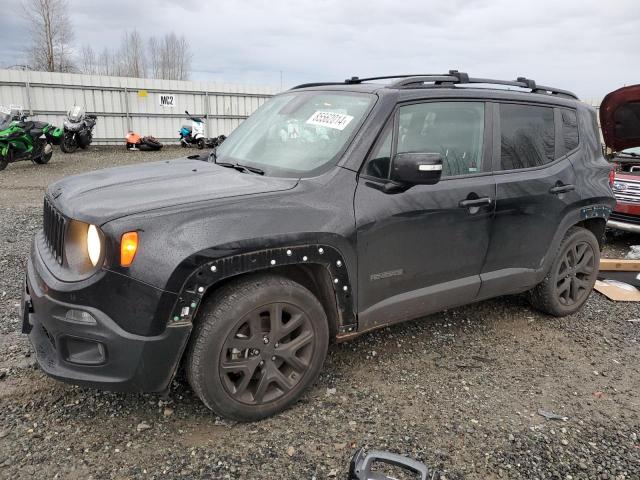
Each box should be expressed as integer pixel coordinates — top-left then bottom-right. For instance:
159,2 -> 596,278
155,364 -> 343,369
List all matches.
0,69 -> 277,144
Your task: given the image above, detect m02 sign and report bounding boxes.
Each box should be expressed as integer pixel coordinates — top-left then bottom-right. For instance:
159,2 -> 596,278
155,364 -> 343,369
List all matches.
158,94 -> 175,107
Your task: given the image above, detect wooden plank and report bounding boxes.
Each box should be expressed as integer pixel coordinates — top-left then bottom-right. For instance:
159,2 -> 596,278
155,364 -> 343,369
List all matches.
599,259 -> 640,272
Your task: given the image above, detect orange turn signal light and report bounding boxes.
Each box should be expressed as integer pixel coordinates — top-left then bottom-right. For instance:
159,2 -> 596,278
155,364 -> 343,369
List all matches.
120,231 -> 139,267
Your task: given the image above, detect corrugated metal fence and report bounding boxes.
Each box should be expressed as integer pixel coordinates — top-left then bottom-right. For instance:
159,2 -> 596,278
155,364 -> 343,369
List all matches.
0,69 -> 277,145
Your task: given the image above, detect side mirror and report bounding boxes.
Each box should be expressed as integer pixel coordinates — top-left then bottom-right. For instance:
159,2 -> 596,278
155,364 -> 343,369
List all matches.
391,152 -> 443,186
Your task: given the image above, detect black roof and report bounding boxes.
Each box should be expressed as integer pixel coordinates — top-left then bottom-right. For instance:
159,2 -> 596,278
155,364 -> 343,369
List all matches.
291,70 -> 579,101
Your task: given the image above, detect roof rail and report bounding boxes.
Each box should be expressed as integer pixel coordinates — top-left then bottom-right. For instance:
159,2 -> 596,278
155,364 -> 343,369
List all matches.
388,71 -> 578,99
290,70 -> 578,100
290,82 -> 347,90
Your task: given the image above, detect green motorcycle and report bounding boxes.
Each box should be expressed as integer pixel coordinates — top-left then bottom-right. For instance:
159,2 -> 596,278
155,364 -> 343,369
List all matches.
0,107 -> 63,171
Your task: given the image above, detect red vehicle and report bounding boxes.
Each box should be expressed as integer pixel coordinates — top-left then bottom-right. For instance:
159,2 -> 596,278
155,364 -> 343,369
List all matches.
609,147 -> 640,232
601,85 -> 640,233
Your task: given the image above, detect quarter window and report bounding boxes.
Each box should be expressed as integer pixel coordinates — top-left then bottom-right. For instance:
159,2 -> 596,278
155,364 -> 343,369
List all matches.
365,125 -> 392,179
561,109 -> 579,152
499,104 -> 555,170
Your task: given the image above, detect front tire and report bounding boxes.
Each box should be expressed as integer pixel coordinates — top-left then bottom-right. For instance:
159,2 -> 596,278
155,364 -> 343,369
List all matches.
529,227 -> 599,316
0,156 -> 7,171
187,274 -> 329,421
33,144 -> 53,164
196,138 -> 205,149
60,134 -> 78,153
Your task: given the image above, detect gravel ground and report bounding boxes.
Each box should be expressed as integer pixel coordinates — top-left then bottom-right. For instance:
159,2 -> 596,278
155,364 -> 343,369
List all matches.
0,147 -> 639,479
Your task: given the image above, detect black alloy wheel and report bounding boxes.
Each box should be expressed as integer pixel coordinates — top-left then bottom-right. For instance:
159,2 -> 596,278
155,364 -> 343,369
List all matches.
555,240 -> 596,306
220,302 -> 315,404
529,227 -> 600,316
187,274 -> 329,421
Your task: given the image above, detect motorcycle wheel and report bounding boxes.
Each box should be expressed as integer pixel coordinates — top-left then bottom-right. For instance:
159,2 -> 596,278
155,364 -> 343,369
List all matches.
60,133 -> 78,153
33,144 -> 53,165
197,138 -> 205,149
0,156 -> 7,171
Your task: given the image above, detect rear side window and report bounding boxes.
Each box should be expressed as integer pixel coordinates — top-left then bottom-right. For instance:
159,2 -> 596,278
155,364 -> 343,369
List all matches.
561,109 -> 579,152
499,104 -> 555,170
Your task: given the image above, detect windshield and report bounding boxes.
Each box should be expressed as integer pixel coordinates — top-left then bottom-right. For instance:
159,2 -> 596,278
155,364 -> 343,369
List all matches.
0,106 -> 12,130
216,91 -> 375,177
68,105 -> 85,122
621,146 -> 640,156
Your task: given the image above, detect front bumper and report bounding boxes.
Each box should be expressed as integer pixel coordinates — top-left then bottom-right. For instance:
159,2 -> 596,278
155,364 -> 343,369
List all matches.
22,249 -> 192,393
607,219 -> 640,233
608,205 -> 640,234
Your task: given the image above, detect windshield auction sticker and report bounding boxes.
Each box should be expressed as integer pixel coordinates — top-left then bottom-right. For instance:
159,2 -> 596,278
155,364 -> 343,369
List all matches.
306,111 -> 354,131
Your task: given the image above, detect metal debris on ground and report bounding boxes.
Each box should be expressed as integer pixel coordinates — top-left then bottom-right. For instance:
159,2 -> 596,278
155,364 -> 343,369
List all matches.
537,409 -> 568,421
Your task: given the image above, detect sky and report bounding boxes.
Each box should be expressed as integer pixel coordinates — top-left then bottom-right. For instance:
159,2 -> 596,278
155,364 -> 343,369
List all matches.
0,0 -> 638,101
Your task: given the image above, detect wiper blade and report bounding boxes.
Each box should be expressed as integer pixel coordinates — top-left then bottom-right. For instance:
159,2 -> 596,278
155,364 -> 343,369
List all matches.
215,161 -> 264,175
236,164 -> 265,175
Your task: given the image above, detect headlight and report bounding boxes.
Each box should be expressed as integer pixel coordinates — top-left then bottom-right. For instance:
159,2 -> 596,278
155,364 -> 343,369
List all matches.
87,224 -> 102,266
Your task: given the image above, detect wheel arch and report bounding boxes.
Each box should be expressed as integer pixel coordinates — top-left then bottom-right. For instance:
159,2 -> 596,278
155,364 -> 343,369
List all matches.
540,203 -> 612,280
169,244 -> 357,341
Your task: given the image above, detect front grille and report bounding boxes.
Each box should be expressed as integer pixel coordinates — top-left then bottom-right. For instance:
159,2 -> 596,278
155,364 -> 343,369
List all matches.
613,177 -> 640,204
43,198 -> 66,264
609,211 -> 640,226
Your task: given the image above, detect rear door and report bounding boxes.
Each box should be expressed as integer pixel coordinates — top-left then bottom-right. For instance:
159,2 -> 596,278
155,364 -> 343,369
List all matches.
478,101 -> 581,297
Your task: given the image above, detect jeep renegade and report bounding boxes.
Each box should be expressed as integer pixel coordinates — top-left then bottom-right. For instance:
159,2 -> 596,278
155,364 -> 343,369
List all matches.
23,71 -> 626,421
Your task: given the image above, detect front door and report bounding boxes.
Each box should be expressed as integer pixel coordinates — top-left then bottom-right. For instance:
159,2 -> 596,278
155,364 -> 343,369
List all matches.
354,100 -> 495,331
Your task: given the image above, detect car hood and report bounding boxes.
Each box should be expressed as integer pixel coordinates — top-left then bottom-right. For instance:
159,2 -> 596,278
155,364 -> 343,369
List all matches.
600,84 -> 640,152
47,158 -> 298,224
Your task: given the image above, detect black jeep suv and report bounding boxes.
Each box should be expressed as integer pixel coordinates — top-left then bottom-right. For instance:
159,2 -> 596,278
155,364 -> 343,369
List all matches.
23,72 -> 623,421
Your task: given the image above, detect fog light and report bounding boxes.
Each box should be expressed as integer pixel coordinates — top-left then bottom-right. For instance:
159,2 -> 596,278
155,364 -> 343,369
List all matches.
65,309 -> 97,325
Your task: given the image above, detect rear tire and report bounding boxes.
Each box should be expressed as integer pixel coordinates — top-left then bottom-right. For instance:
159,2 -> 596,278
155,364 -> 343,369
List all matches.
187,274 -> 329,421
0,156 -> 7,171
529,227 -> 599,316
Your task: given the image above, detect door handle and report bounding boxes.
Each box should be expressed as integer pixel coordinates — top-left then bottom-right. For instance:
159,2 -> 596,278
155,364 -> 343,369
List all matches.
549,184 -> 575,194
459,197 -> 492,208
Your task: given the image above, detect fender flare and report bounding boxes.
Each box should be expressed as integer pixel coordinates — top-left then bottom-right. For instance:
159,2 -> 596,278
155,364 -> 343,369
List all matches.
539,202 -> 612,280
168,244 -> 357,334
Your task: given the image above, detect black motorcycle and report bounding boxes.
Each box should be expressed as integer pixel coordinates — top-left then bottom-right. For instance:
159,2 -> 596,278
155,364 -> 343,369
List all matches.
60,106 -> 97,153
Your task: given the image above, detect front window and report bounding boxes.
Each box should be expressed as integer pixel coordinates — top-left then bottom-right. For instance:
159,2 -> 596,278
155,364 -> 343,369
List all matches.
363,101 -> 485,179
216,91 -> 375,177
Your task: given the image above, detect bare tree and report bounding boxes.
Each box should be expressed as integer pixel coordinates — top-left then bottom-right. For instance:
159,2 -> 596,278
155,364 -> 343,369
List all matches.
97,47 -> 114,76
22,0 -> 75,72
79,30 -> 192,80
147,37 -> 161,79
80,45 -> 97,75
115,30 -> 146,78
151,32 -> 192,81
